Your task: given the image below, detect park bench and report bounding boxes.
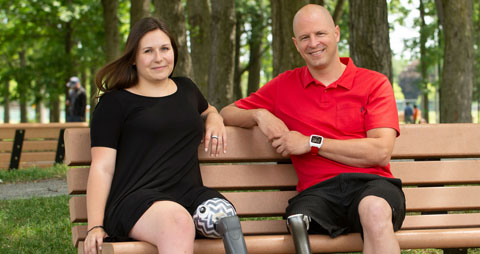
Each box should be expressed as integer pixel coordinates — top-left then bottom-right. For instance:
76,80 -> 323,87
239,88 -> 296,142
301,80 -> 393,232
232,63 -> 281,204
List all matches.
65,123 -> 480,254
0,122 -> 88,170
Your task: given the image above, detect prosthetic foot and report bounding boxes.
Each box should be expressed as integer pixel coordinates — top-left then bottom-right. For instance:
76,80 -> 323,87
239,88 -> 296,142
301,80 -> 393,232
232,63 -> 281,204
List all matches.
216,215 -> 247,254
287,214 -> 312,254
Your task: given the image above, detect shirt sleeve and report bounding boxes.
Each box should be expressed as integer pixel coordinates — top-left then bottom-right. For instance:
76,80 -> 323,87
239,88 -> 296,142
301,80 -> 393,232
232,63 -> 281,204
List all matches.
90,92 -> 125,149
364,77 -> 400,136
234,75 -> 279,113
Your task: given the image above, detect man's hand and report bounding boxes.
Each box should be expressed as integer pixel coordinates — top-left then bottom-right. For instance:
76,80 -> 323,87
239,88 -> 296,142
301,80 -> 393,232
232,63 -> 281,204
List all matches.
254,109 -> 289,141
271,131 -> 310,157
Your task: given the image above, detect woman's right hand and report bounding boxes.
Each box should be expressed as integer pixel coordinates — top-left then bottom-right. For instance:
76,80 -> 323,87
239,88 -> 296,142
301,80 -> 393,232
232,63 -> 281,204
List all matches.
84,227 -> 108,254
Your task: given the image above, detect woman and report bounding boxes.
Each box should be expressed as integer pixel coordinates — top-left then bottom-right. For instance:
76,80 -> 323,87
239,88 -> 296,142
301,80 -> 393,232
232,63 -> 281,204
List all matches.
84,17 -> 238,254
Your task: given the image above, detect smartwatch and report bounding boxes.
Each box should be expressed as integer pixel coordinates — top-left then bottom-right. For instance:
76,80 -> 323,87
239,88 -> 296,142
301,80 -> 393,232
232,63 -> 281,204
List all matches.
309,135 -> 324,155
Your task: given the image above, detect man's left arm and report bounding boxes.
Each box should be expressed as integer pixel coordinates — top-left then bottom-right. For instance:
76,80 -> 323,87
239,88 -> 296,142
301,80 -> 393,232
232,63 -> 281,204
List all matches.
272,128 -> 396,168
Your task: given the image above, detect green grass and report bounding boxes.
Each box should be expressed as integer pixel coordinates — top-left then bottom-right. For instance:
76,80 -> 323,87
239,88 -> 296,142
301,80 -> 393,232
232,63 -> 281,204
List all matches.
0,164 -> 68,183
0,195 -> 76,254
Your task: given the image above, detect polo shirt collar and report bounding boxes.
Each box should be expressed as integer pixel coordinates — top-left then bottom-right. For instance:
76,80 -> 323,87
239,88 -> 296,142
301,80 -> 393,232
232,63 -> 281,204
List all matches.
301,57 -> 357,90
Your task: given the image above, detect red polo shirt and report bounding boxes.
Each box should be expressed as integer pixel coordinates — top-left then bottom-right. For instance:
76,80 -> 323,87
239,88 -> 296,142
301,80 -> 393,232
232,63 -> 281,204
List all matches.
235,57 -> 400,192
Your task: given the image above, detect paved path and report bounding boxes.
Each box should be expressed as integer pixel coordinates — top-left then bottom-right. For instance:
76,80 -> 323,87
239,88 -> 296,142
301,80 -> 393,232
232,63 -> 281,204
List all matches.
0,178 -> 68,200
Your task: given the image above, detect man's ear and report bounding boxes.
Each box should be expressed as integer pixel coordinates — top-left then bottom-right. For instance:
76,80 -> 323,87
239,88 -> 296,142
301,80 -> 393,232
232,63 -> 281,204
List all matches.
292,37 -> 300,53
335,25 -> 340,43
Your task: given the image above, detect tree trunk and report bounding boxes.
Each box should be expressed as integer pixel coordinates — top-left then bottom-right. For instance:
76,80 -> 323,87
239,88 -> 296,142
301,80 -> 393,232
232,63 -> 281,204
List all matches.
18,51 -> 28,123
3,80 -> 9,123
101,0 -> 121,63
332,0 -> 346,25
34,95 -> 42,123
348,0 -> 393,84
309,0 -> 324,5
186,0 -> 210,95
50,98 -> 60,123
233,11 -> 243,100
419,0 -> 429,123
435,0 -> 444,123
439,0 -> 474,123
130,0 -> 151,28
270,0 -> 308,76
247,12 -> 265,96
153,0 -> 193,78
208,0 -> 235,109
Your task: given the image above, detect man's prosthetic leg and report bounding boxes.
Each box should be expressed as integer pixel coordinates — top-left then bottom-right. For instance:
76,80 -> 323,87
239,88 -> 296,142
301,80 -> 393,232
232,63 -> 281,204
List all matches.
287,214 -> 312,254
193,198 -> 247,254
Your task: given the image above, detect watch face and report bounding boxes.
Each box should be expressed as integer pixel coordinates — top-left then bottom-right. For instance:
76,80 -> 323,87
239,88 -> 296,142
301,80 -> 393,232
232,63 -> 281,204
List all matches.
311,136 -> 323,144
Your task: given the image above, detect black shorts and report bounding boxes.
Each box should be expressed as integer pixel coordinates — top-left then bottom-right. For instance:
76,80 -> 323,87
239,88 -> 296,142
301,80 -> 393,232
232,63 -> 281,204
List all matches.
285,173 -> 405,238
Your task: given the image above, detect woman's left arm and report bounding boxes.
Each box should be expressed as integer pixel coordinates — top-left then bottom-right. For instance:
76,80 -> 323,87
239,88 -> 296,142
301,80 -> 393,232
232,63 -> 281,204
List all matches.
201,104 -> 227,156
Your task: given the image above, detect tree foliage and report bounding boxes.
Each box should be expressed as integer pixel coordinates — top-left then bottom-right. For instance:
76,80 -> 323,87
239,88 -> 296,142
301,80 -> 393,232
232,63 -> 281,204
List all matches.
0,0 -> 478,123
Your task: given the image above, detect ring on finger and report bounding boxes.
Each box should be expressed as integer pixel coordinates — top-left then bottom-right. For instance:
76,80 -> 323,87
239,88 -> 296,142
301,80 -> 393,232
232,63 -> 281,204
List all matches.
211,135 -> 218,139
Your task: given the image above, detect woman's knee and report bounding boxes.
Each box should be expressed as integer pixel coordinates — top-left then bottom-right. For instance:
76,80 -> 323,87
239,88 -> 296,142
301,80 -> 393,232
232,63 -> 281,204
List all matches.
130,201 -> 195,241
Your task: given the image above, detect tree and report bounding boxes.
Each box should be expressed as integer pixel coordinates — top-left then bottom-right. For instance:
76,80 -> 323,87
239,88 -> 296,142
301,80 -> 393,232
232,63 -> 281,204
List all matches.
270,0 -> 307,76
438,0 -> 474,123
332,0 -> 347,25
130,0 -> 151,28
186,0 -> 210,95
153,0 -> 193,78
102,0 -> 121,63
399,61 -> 422,100
208,0 -> 236,108
348,0 -> 393,83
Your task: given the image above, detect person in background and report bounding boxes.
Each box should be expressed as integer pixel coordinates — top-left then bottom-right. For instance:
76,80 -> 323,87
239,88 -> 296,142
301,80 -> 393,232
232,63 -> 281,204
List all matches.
413,104 -> 419,124
66,76 -> 87,122
404,102 -> 413,124
221,4 -> 405,254
84,17 -> 246,254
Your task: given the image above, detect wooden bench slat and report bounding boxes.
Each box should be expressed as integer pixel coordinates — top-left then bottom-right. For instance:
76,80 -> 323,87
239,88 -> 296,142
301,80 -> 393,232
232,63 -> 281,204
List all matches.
76,228 -> 480,254
65,124 -> 480,166
71,214 -> 480,250
404,186 -> 480,211
401,213 -> 480,230
66,160 -> 480,194
16,152 -> 56,162
67,167 -> 90,195
393,124 -> 480,158
69,187 -> 480,222
64,128 -> 92,166
391,160 -> 480,185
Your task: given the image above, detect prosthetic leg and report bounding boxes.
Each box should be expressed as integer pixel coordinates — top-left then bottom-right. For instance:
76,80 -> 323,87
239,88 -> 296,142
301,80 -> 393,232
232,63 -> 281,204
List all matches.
287,214 -> 312,254
193,198 -> 248,254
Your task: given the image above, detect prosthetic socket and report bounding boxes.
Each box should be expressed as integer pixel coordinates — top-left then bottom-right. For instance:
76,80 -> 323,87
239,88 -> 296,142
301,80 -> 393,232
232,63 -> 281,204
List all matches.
287,214 -> 312,254
193,198 -> 248,254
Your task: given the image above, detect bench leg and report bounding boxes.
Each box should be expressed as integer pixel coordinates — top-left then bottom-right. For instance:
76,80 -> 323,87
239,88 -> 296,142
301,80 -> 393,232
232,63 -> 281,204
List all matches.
287,214 -> 312,254
216,215 -> 248,254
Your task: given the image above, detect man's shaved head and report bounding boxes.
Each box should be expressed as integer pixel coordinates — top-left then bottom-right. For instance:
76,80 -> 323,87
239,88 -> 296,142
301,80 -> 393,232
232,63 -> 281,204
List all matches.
293,4 -> 336,37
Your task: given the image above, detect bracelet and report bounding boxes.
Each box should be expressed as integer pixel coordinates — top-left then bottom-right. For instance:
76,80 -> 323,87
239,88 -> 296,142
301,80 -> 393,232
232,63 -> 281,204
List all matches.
87,225 -> 104,234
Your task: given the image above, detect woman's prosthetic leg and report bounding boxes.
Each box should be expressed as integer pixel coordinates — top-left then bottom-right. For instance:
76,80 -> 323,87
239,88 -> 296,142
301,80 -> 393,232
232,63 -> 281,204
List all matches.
193,198 -> 248,254
287,214 -> 312,254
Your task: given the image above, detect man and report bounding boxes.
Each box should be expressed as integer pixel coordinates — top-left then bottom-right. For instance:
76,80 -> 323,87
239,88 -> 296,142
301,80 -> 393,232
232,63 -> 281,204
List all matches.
220,4 -> 405,254
66,76 -> 87,122
404,102 -> 413,124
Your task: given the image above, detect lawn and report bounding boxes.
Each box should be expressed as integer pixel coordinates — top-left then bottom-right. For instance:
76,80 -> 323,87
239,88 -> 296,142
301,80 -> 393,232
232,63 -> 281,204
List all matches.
0,195 -> 76,254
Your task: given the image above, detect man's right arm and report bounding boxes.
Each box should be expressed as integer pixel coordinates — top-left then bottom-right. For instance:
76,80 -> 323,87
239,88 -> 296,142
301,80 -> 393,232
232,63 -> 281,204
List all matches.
220,103 -> 289,141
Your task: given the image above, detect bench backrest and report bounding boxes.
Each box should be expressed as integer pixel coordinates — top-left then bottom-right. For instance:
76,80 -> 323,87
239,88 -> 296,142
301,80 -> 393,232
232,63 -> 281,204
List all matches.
0,122 -> 88,170
65,124 -> 480,247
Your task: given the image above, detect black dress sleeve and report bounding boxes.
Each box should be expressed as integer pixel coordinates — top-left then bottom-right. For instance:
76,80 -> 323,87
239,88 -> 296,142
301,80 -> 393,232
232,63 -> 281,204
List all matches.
190,79 -> 208,114
90,92 -> 125,149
